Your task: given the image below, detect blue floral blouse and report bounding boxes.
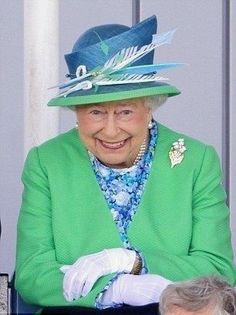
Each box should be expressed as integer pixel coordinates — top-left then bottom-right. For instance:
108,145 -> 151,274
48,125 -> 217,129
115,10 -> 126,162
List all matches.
89,120 -> 159,308
89,120 -> 158,249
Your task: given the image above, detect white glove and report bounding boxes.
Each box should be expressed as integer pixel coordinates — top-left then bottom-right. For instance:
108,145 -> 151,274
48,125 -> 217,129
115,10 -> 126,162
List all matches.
60,248 -> 136,302
100,273 -> 172,307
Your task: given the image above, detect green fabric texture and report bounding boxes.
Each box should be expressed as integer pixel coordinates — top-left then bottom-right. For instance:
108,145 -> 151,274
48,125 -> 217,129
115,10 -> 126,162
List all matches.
15,124 -> 236,308
48,85 -> 180,107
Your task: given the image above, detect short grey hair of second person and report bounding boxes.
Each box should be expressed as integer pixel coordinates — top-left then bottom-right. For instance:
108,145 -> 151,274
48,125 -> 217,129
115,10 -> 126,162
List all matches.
159,276 -> 236,315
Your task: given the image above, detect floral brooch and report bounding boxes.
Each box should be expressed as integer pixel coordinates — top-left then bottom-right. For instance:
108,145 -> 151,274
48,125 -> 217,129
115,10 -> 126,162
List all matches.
169,138 -> 186,168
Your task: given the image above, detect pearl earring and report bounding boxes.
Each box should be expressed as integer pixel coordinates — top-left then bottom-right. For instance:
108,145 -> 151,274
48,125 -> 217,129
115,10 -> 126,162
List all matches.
75,122 -> 79,129
148,120 -> 153,129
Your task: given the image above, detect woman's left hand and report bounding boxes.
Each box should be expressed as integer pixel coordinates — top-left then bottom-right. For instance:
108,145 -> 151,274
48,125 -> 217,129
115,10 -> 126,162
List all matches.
100,273 -> 172,306
60,248 -> 136,301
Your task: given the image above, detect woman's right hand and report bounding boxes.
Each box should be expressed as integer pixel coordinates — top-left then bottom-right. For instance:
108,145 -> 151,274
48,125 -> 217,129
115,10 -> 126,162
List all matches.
60,248 -> 136,302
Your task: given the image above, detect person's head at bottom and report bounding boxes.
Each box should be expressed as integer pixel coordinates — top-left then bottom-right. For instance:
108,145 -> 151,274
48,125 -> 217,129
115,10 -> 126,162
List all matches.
159,276 -> 236,315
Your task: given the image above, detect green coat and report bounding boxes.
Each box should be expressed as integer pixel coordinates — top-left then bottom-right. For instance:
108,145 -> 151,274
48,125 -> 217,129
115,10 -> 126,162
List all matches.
15,124 -> 236,307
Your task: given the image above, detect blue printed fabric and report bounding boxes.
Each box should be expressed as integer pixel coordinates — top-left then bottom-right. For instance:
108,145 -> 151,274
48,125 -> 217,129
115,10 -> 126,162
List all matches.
89,120 -> 158,250
89,121 -> 158,309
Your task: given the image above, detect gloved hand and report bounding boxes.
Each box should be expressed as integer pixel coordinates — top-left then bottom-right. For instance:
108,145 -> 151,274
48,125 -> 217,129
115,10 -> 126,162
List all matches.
60,248 -> 136,302
100,273 -> 172,307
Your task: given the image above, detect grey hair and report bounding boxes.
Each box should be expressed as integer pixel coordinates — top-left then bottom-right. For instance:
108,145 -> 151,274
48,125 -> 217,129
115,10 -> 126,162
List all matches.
64,95 -> 168,112
159,276 -> 236,315
63,105 -> 76,111
143,95 -> 168,111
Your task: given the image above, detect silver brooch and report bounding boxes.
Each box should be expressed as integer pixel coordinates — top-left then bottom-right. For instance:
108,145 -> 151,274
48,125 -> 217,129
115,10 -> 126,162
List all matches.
169,138 -> 186,168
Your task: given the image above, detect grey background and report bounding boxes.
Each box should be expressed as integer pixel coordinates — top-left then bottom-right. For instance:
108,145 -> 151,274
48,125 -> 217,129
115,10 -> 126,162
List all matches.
0,0 -> 235,275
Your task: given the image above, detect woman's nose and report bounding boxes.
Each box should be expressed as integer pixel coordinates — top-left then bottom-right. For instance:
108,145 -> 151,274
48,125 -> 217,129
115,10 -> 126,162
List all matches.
102,114 -> 120,138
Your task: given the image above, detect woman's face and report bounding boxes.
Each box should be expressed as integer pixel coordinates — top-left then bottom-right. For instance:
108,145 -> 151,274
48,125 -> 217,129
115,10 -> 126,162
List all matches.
75,98 -> 152,168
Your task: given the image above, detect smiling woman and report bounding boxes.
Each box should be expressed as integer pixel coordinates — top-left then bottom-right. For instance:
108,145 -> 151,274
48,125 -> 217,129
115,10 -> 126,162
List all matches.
15,15 -> 236,315
76,98 -> 152,168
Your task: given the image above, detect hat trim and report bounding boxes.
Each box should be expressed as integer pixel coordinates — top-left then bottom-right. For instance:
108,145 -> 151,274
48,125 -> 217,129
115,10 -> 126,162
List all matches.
48,85 -> 180,107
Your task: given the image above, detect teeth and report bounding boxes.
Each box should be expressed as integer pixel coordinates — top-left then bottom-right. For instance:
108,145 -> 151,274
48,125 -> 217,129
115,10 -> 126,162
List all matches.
100,140 -> 125,149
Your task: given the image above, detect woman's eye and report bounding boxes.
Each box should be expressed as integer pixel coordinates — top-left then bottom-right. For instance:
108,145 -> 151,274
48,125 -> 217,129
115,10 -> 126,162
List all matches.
90,109 -> 105,118
90,110 -> 103,115
121,110 -> 133,115
89,109 -> 105,121
116,109 -> 134,121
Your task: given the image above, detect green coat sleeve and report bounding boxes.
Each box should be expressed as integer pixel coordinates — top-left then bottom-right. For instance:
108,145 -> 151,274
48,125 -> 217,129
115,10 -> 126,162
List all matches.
15,147 -> 112,307
147,145 -> 236,284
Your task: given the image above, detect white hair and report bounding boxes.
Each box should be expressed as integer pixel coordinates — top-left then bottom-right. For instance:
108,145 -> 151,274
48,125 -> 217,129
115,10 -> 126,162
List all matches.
159,276 -> 236,315
65,95 -> 168,112
143,95 -> 168,111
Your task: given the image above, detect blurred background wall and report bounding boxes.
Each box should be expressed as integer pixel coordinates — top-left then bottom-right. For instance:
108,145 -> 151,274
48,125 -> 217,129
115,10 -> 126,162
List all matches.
0,0 -> 235,275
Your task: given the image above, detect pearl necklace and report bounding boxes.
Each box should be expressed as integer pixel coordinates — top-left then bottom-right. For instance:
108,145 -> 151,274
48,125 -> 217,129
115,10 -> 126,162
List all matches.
132,137 -> 147,166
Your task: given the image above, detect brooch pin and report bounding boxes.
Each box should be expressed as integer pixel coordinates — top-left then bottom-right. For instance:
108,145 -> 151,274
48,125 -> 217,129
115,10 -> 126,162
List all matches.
169,138 -> 186,168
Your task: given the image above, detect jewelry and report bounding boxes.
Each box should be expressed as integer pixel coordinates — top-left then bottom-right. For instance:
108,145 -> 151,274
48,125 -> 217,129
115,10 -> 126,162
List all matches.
131,252 -> 142,275
169,138 -> 186,168
133,137 -> 147,165
148,120 -> 153,129
75,121 -> 79,129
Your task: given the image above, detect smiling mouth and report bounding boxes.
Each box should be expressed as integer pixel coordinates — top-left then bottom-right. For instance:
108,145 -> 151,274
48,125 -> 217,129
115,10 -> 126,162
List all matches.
98,139 -> 128,149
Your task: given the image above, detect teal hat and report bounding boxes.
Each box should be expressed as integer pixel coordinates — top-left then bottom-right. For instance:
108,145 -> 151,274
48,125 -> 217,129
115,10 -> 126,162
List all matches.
48,15 -> 181,107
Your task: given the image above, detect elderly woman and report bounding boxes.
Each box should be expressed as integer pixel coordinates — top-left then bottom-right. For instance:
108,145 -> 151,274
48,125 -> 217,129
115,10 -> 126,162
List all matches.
15,16 -> 236,315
